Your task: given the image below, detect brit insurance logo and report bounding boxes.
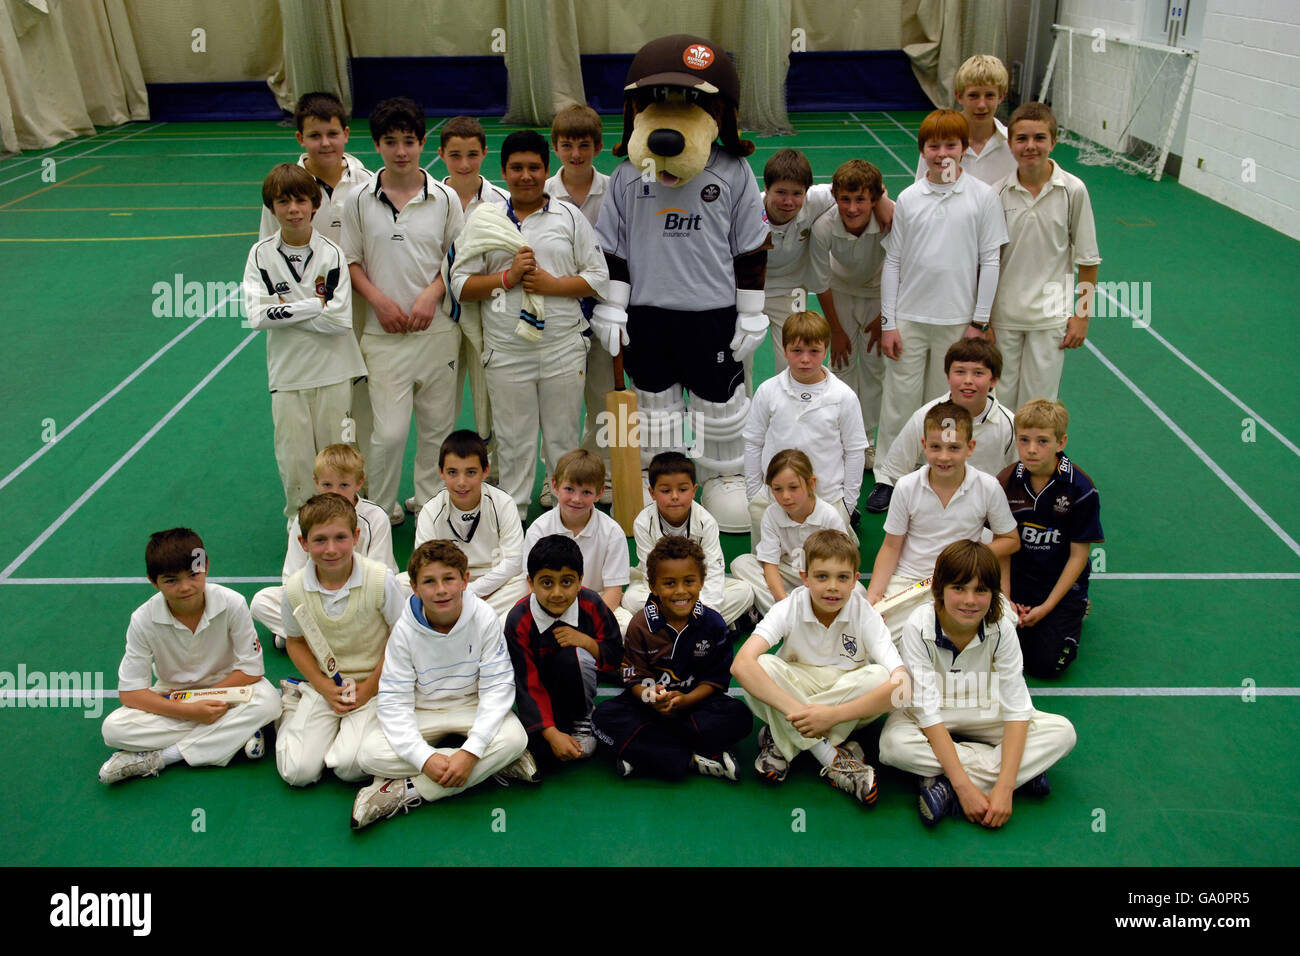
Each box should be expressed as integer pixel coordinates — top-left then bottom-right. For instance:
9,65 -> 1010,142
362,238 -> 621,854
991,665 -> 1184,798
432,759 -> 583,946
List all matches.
656,207 -> 702,237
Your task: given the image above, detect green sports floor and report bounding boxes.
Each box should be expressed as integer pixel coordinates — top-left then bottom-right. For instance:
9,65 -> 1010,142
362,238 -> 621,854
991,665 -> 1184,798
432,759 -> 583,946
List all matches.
0,112 -> 1296,868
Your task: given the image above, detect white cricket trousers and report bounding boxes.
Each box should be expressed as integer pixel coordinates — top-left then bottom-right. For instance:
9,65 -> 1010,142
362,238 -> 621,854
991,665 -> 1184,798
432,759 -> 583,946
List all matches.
993,327 -> 1066,413
743,657 -> 891,761
275,685 -> 377,786
878,707 -> 1077,790
831,292 -> 885,435
877,319 -> 968,459
483,338 -> 585,518
358,704 -> 527,802
271,382 -> 354,520
101,679 -> 282,767
454,303 -> 498,467
360,325 -> 461,515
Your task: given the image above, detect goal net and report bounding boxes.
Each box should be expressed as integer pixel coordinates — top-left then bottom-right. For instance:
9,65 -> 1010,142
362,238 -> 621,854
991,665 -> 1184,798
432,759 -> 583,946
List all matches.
1039,24 -> 1198,181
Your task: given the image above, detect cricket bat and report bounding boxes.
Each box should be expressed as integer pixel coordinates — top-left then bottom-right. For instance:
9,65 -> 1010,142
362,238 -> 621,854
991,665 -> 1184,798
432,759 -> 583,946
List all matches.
168,686 -> 254,704
607,351 -> 642,537
873,577 -> 933,619
291,603 -> 357,703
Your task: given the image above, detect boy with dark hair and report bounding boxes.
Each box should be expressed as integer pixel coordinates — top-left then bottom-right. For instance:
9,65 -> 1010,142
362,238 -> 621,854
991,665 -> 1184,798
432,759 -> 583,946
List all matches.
340,96 -> 465,524
99,530 -> 281,784
276,494 -> 405,786
449,131 -> 609,519
866,338 -> 1016,513
504,535 -> 623,769
351,539 -> 533,829
624,451 -> 755,626
998,399 -> 1103,677
867,402 -> 1020,638
594,536 -> 752,780
413,429 -> 528,620
809,158 -> 889,462
246,164 -> 365,521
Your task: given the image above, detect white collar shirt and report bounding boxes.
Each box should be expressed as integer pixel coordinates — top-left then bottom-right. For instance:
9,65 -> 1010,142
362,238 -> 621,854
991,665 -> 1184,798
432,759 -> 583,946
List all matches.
754,587 -> 903,672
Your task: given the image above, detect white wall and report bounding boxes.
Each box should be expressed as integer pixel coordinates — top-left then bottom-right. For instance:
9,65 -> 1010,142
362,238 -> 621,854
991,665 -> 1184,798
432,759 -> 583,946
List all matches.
1054,0 -> 1145,152
1179,0 -> 1300,240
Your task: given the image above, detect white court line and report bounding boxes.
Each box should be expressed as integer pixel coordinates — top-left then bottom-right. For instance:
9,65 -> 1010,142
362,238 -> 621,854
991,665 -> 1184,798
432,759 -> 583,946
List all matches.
848,112 -> 912,174
5,686 -> 1298,703
1094,286 -> 1300,459
0,122 -> 166,188
0,288 -> 239,494
0,330 -> 261,582
1085,340 -> 1300,559
0,126 -> 122,173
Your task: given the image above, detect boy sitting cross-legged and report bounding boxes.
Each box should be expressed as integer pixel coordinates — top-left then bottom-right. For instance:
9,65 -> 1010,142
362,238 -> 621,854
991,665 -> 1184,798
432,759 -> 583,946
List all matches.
623,451 -> 755,629
504,535 -> 623,771
350,541 -> 534,830
878,540 -> 1076,827
594,537 -> 753,781
99,529 -> 281,783
275,493 -> 405,787
250,444 -> 396,649
731,530 -> 909,805
413,430 -> 528,621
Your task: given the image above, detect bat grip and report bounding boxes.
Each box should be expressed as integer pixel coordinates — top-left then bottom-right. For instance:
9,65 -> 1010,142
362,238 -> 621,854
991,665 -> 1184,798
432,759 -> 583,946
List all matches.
613,351 -> 626,391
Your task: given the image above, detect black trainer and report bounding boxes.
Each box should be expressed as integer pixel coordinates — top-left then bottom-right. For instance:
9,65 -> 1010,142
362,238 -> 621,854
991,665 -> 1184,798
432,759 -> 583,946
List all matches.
865,483 -> 893,514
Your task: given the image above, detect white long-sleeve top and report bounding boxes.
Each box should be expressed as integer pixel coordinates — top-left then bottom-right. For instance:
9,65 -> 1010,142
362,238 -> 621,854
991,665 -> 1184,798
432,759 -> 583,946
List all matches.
377,592 -> 516,768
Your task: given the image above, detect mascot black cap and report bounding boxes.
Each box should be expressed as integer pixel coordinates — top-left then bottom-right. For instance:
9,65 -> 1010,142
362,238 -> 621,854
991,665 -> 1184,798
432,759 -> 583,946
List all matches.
613,34 -> 754,159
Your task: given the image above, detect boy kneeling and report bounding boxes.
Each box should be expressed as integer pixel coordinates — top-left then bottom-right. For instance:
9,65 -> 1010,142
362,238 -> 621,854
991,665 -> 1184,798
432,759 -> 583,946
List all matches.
351,540 -> 534,829
878,540 -> 1076,826
731,530 -> 908,804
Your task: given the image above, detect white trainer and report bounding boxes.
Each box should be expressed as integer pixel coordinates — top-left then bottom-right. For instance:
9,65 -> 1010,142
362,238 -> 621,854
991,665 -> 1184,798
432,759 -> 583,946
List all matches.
244,729 -> 266,759
98,750 -> 165,785
492,748 -> 541,786
351,777 -> 423,830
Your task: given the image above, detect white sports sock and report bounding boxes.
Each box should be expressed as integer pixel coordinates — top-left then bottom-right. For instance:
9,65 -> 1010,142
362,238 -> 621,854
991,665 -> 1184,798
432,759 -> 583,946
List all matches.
810,739 -> 837,767
160,745 -> 183,766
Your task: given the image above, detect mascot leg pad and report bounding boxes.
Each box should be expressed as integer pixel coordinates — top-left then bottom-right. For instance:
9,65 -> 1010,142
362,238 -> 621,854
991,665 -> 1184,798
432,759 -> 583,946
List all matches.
689,386 -> 750,533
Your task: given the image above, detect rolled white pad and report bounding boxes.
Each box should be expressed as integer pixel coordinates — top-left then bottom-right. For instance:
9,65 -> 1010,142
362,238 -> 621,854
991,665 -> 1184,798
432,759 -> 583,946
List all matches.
690,386 -> 750,533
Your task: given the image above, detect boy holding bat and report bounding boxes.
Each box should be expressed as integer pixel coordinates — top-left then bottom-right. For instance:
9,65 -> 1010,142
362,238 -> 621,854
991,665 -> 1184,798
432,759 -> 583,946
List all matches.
99,529 -> 281,783
276,494 -> 406,786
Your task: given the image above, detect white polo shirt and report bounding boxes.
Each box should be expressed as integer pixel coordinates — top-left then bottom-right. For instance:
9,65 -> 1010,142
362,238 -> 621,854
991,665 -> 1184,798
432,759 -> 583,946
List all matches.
279,557 -> 405,635
339,169 -> 464,335
448,197 -> 609,353
755,586 -> 903,673
415,483 -> 524,596
880,173 -> 1007,327
283,497 -> 397,581
883,464 -> 1017,581
445,175 -> 509,221
259,153 -> 374,244
744,367 -> 870,506
807,204 -> 886,297
117,584 -> 265,692
899,601 -> 1034,728
992,160 -> 1102,331
631,500 -> 727,611
544,167 -> 609,228
519,506 -> 630,591
913,118 -> 1016,187
763,183 -> 835,294
875,392 -> 1017,486
755,496 -> 847,570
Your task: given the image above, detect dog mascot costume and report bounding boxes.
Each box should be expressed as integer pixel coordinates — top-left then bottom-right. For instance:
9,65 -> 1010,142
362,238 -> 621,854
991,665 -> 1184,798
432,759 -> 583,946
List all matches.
592,34 -> 769,533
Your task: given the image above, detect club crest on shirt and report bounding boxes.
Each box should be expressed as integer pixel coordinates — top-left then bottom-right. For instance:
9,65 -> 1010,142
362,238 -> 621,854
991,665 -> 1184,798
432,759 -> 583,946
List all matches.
693,638 -> 711,658
700,184 -> 720,203
315,276 -> 327,297
1054,495 -> 1070,514
841,633 -> 858,659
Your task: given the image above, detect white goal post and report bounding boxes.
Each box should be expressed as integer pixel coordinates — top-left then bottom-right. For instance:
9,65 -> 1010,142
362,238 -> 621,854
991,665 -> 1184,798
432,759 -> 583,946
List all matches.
1038,24 -> 1198,182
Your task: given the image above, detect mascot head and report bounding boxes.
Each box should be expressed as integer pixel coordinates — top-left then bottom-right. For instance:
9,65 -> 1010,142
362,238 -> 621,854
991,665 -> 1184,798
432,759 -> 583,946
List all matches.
613,34 -> 755,187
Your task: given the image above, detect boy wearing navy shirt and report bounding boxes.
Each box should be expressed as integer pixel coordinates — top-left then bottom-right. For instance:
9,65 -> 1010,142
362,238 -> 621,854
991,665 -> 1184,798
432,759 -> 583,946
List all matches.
504,535 -> 623,770
593,537 -> 752,781
997,399 -> 1103,677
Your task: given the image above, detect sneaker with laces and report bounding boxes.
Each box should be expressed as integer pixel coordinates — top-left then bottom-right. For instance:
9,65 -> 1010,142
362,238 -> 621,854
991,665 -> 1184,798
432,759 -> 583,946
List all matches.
244,729 -> 266,759
754,725 -> 789,783
819,745 -> 878,805
865,482 -> 893,514
693,751 -> 738,781
388,504 -> 406,527
492,748 -> 541,786
351,777 -> 423,830
98,750 -> 165,785
571,719 -> 598,758
918,775 -> 958,825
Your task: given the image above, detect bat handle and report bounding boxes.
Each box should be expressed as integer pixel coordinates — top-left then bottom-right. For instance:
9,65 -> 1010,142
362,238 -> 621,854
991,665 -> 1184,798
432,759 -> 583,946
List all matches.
613,351 -> 626,391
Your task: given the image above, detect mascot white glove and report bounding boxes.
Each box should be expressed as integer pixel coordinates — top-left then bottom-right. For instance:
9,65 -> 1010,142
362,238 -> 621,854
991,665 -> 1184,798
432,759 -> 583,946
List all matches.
729,288 -> 767,362
590,280 -> 631,355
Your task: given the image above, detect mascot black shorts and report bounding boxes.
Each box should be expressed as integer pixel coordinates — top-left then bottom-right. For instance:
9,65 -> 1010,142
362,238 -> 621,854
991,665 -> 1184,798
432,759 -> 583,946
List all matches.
625,304 -> 745,403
